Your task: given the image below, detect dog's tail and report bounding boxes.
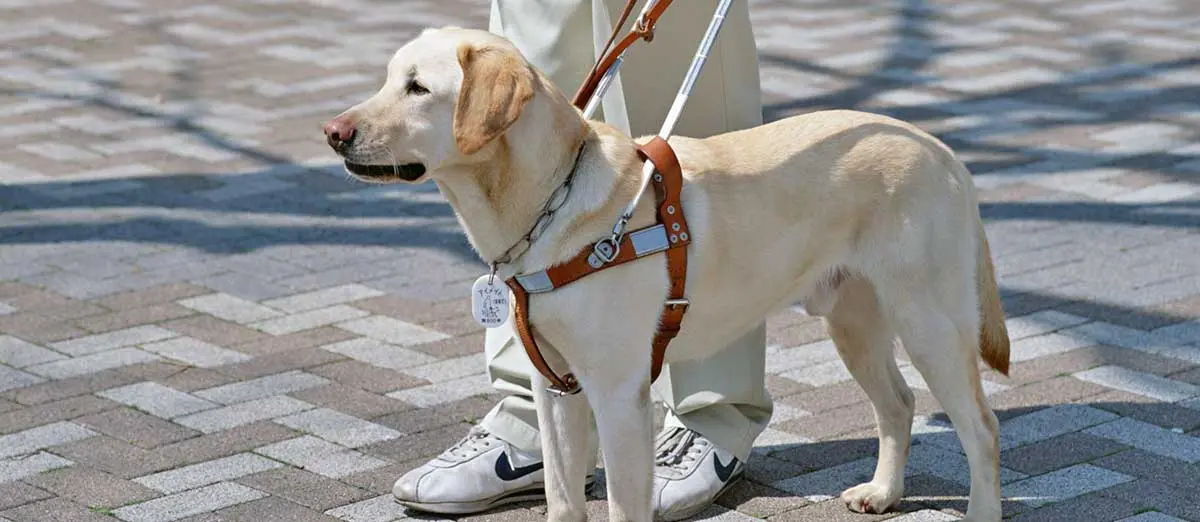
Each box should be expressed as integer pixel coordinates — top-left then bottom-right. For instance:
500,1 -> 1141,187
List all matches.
975,219 -> 1010,375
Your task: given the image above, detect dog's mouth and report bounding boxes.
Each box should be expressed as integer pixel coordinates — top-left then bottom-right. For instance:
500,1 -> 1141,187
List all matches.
343,161 -> 427,183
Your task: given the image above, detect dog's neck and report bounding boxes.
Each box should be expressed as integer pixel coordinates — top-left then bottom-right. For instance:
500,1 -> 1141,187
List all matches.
433,87 -> 603,276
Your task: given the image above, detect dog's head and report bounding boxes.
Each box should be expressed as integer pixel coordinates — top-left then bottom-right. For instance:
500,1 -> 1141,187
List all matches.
323,27 -> 540,184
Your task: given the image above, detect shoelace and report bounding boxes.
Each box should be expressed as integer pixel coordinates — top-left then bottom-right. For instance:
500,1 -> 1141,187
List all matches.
445,427 -> 496,460
654,428 -> 708,472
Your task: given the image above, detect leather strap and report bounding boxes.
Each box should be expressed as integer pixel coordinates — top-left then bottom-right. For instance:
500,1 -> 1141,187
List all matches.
505,136 -> 690,394
571,0 -> 676,110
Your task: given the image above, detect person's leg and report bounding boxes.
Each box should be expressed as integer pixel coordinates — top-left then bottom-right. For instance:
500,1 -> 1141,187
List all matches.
595,2 -> 772,520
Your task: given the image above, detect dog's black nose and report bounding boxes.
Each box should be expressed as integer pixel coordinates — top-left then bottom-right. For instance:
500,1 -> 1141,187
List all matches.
324,116 -> 356,149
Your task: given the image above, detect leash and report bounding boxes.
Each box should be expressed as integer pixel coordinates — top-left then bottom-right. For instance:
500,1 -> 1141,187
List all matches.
503,0 -> 735,396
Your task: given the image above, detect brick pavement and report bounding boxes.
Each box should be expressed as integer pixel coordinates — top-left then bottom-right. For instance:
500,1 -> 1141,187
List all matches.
0,0 -> 1198,520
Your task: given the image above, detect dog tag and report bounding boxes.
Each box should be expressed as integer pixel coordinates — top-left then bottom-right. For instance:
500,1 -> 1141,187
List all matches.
471,275 -> 511,328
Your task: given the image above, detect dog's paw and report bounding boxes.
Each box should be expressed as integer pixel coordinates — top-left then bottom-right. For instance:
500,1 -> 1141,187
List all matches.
840,482 -> 901,514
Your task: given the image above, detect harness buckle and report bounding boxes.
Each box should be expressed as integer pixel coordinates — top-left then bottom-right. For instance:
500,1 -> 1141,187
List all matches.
592,237 -> 621,264
546,384 -> 582,397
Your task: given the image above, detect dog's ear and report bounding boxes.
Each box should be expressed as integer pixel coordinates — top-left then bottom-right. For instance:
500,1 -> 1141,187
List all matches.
453,43 -> 535,155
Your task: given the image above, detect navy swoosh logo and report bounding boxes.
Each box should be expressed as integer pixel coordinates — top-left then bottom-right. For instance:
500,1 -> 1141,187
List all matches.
713,455 -> 739,483
495,452 -> 544,481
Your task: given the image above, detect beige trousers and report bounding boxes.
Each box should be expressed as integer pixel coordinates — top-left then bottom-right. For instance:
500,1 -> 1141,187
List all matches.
481,0 -> 771,461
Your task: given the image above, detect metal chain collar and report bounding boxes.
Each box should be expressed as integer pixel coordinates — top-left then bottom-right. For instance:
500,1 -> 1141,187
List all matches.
490,140 -> 587,270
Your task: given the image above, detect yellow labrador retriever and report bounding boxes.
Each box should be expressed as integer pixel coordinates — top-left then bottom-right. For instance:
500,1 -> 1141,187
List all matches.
324,26 -> 1010,522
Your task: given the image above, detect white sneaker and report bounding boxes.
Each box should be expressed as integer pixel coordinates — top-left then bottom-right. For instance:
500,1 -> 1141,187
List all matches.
652,427 -> 745,521
393,426 -> 595,515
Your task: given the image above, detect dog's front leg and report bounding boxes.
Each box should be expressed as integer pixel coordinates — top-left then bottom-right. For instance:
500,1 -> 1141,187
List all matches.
532,372 -> 592,522
588,372 -> 654,522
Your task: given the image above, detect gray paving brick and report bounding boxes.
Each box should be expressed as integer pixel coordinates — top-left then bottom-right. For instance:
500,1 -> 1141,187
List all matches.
0,336 -> 64,368
319,337 -> 437,371
1117,512 -> 1190,521
194,371 -> 330,405
887,511 -> 958,522
112,481 -> 266,522
0,452 -> 74,483
0,496 -> 114,522
255,436 -> 388,479
0,366 -> 42,393
75,407 -> 198,449
335,316 -> 449,346
0,421 -> 95,459
274,408 -> 401,448
907,442 -> 1027,487
250,305 -> 369,336
24,348 -> 162,379
97,382 -> 219,419
235,467 -> 372,512
1003,464 -> 1134,508
25,466 -> 159,509
134,453 -> 282,494
175,395 -> 314,433
386,373 -> 493,408
48,326 -> 176,356
1075,365 -> 1200,402
323,494 -> 407,522
0,481 -> 53,511
139,337 -> 252,368
262,284 -> 385,314
177,294 -> 283,324
1086,417 -> 1200,463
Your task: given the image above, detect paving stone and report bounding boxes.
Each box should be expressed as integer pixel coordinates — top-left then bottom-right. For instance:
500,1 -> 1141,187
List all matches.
97,381 -> 218,419
1117,513 -> 1190,522
153,368 -> 238,393
50,435 -> 168,479
0,497 -> 114,522
76,407 -> 199,449
0,335 -> 64,368
1000,431 -> 1129,475
0,366 -> 41,394
287,384 -> 411,419
275,408 -> 401,448
0,452 -> 74,483
195,370 -> 330,405
1092,389 -> 1200,431
255,436 -> 389,479
134,453 -> 282,494
151,422 -> 299,474
249,305 -> 369,336
887,511 -> 958,522
0,395 -> 117,434
1009,492 -> 1142,522
1002,464 -> 1134,508
715,480 -> 810,518
94,283 -> 212,311
1099,479 -> 1200,521
323,494 -> 406,522
1086,417 -> 1200,463
335,316 -> 449,346
237,467 -> 372,512
175,395 -> 314,433
159,316 -> 269,347
113,481 -> 267,522
320,338 -> 438,371
0,482 -> 52,511
1092,449 -> 1200,492
0,421 -> 95,459
1075,365 -> 1200,402
25,347 -> 163,379
25,466 -> 159,509
262,284 -> 385,314
385,373 -> 493,408
48,325 -> 176,356
307,360 -> 429,394
4,361 -> 183,407
177,294 -> 283,324
214,496 -> 340,522
140,337 -> 252,368
74,303 -> 197,334
232,327 -> 358,357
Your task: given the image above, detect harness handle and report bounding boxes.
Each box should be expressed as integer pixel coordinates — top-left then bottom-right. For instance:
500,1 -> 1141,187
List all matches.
571,0 -> 675,111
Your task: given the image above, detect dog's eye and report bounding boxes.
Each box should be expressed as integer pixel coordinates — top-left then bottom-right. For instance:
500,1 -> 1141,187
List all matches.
406,79 -> 429,96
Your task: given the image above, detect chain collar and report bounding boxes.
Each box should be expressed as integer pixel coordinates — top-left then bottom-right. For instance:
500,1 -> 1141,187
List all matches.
489,140 -> 587,272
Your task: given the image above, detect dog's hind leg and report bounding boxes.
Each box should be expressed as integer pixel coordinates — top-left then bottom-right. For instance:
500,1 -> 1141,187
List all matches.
876,275 -> 1002,521
532,373 -> 593,522
826,276 -> 914,514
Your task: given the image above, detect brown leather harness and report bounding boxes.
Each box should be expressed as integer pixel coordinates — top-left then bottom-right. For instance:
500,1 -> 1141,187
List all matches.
503,0 -> 687,396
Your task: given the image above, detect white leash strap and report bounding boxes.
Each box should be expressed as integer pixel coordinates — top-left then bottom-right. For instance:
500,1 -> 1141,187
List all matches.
594,0 -> 734,258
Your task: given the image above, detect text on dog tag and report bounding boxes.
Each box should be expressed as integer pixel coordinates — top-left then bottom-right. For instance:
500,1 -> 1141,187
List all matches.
471,275 -> 510,328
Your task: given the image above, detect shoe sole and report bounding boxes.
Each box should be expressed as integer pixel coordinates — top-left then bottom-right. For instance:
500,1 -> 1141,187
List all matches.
656,471 -> 745,522
395,477 -> 597,516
